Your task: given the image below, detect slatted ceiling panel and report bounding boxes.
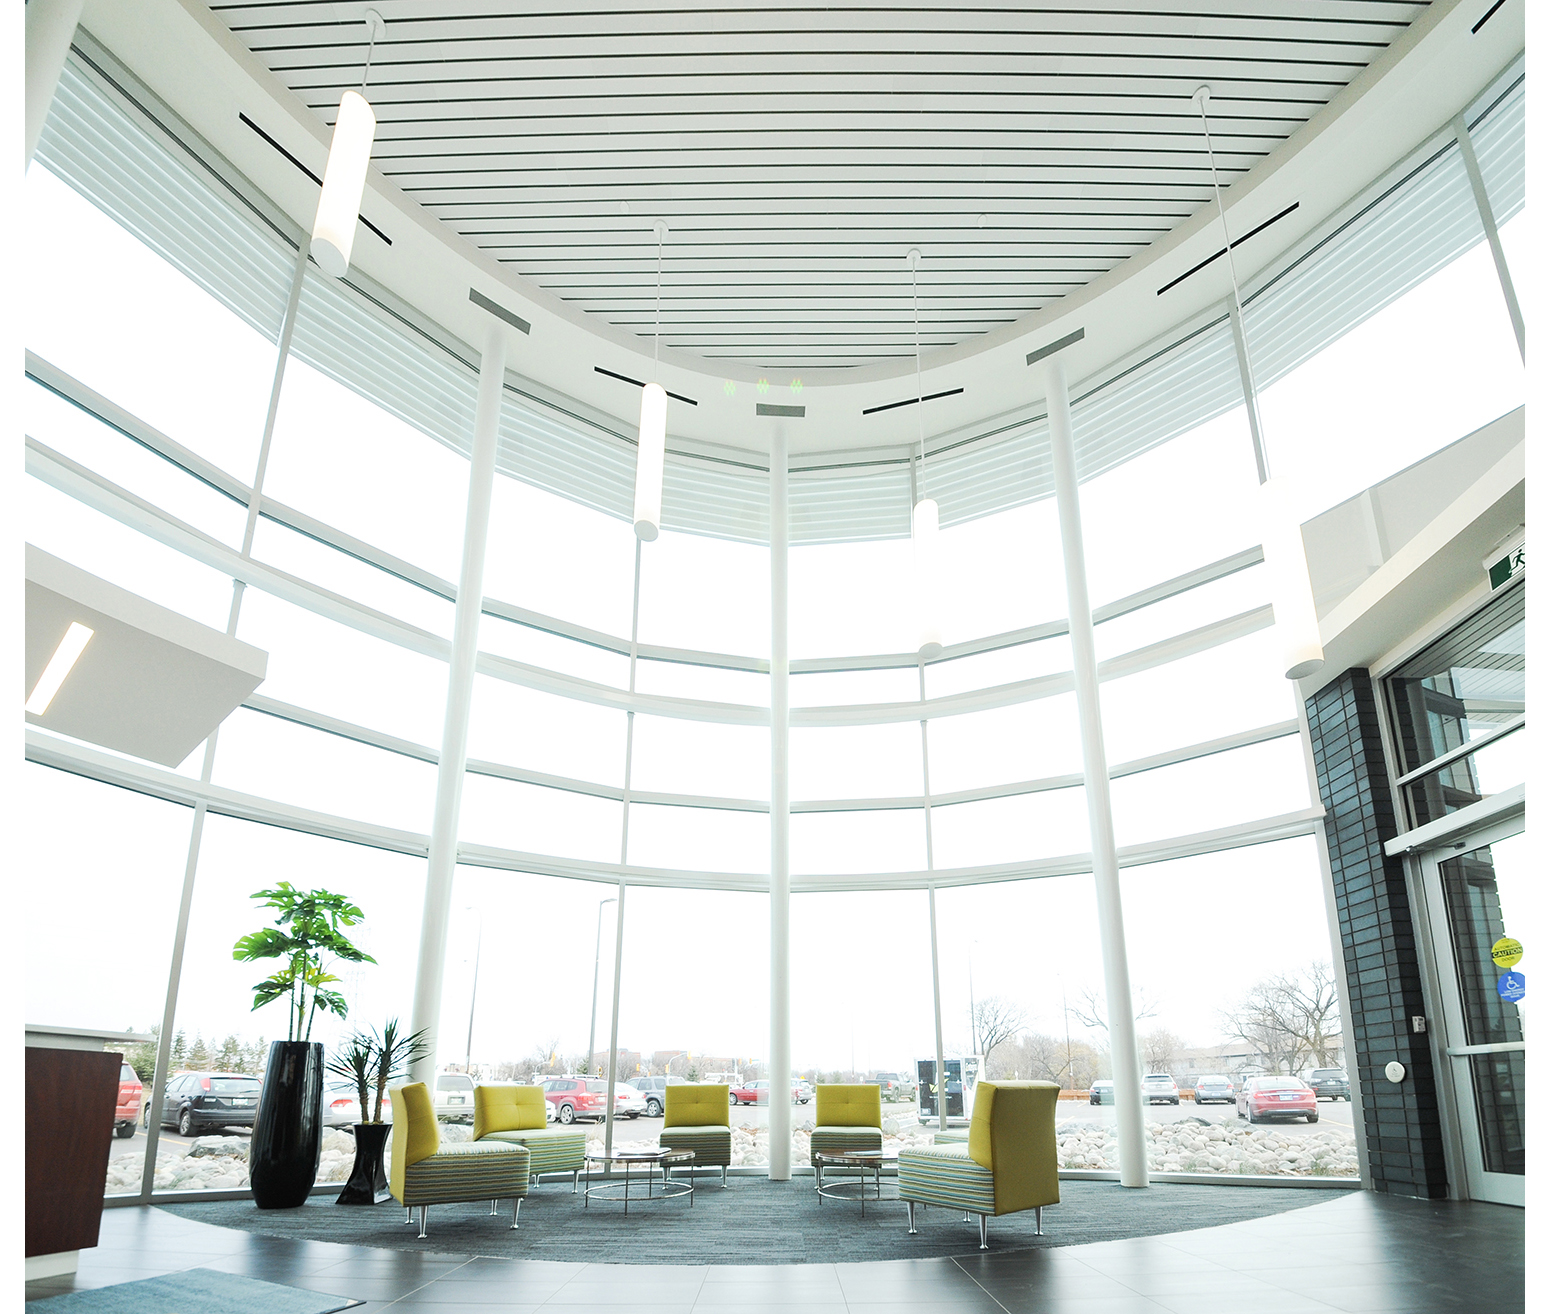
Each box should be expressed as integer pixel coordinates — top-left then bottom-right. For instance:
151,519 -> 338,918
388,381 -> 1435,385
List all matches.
210,0 -> 1424,370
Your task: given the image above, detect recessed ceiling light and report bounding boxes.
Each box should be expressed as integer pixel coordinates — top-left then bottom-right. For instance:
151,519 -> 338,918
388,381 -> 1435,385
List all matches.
26,621 -> 94,715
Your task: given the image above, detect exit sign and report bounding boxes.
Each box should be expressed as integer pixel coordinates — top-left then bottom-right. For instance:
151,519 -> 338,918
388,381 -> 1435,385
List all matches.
1485,534 -> 1525,590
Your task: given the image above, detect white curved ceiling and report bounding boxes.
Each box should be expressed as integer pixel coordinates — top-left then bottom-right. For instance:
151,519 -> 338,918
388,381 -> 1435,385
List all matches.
208,0 -> 1428,371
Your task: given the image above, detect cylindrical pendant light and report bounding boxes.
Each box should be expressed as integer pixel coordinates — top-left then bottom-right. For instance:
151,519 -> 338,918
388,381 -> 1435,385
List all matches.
908,248 -> 943,659
1193,85 -> 1323,681
634,220 -> 670,541
311,11 -> 383,279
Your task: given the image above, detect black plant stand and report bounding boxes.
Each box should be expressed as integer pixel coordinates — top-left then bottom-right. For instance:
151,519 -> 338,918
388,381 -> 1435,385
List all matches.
336,1122 -> 392,1205
250,1040 -> 324,1209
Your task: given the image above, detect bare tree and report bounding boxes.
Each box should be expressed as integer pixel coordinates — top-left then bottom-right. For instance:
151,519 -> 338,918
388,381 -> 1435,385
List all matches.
1065,984 -> 1161,1036
990,1031 -> 1106,1089
1139,1027 -> 1186,1075
971,996 -> 1027,1065
1220,960 -> 1341,1073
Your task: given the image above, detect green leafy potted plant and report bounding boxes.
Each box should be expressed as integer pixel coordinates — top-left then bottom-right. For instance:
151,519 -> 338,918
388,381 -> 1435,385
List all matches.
234,883 -> 375,1209
327,1019 -> 429,1205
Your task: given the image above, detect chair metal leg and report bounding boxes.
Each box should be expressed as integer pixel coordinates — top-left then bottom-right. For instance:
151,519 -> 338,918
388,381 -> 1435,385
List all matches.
977,1214 -> 989,1250
510,1197 -> 522,1230
1035,1205 -> 1043,1236
490,1198 -> 499,1215
722,1164 -> 728,1188
417,1205 -> 428,1239
404,1206 -> 413,1224
906,1200 -> 917,1235
572,1169 -> 579,1194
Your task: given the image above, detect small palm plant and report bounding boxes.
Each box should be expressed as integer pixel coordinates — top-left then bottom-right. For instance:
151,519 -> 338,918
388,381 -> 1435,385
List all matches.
233,883 -> 376,1040
326,1019 -> 431,1124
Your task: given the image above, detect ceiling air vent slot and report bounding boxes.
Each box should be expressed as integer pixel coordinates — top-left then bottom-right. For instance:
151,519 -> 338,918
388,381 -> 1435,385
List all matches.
861,387 -> 963,417
757,403 -> 804,418
593,366 -> 696,406
239,112 -> 391,246
1156,203 -> 1299,296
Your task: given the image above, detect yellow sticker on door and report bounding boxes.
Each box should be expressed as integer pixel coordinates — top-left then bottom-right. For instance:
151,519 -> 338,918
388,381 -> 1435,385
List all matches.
1491,937 -> 1523,969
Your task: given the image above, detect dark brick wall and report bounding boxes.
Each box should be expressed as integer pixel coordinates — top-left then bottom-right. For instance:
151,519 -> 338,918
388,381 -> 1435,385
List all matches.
1306,668 -> 1449,1198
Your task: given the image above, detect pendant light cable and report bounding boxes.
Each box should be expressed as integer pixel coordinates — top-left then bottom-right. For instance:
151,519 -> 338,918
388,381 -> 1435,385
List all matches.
911,249 -> 926,497
1193,85 -> 1269,485
361,8 -> 383,93
654,219 -> 666,368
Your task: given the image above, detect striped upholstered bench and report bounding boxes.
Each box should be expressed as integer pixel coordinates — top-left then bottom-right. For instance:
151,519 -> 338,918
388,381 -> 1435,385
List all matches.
899,1081 -> 1059,1250
389,1082 -> 529,1238
659,1084 -> 732,1187
474,1084 -> 587,1191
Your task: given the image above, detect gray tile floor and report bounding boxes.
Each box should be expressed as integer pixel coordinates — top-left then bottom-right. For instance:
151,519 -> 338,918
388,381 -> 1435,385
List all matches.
26,1190 -> 1522,1313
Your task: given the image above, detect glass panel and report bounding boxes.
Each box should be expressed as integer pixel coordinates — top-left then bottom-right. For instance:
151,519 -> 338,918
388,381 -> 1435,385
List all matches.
637,529 -> 769,656
926,696 -> 1083,795
624,804 -> 766,874
236,589 -> 450,746
1469,1051 -> 1526,1177
485,471 -> 638,639
26,476 -> 236,636
1108,735 -> 1310,849
1255,236 -> 1524,525
153,816 -> 423,1192
790,809 -> 925,876
458,775 -> 621,862
1108,838 -> 1354,1177
937,499 -> 1067,639
628,715 -> 767,800
24,166 -> 279,479
930,790 -> 1089,869
1098,629 -> 1296,765
791,723 -> 923,801
789,537 -> 913,658
636,658 -> 766,704
1080,407 -> 1261,606
23,766 -> 191,1197
211,709 -> 437,833
264,355 -> 470,582
1402,727 -> 1528,825
249,519 -> 455,638
1437,833 -> 1525,1050
24,378 -> 247,546
791,667 -> 918,707
1094,564 -> 1269,663
479,617 -> 629,688
925,636 -> 1073,699
466,676 -> 626,786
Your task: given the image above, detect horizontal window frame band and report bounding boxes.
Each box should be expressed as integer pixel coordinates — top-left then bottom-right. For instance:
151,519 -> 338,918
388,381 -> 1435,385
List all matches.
1390,714 -> 1525,788
28,434 -> 1274,726
27,351 -> 1266,676
241,692 -> 1298,812
27,727 -> 1322,895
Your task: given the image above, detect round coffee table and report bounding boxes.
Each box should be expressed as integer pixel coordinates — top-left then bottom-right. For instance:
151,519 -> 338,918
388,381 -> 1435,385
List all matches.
583,1149 -> 694,1213
814,1148 -> 898,1216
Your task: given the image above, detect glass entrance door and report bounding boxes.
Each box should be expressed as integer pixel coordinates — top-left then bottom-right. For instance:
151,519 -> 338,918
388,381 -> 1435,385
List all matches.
1420,820 -> 1526,1206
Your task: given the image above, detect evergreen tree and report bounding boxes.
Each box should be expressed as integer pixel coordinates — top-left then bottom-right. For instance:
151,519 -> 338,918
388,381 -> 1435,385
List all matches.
217,1035 -> 244,1072
187,1032 -> 211,1070
170,1030 -> 188,1069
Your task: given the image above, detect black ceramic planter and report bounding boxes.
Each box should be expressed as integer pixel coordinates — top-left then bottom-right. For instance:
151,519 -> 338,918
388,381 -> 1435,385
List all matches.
336,1122 -> 392,1205
249,1040 -> 324,1209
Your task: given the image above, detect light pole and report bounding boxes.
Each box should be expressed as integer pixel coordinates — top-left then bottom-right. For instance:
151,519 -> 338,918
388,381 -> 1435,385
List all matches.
463,910 -> 483,1076
587,897 -> 617,1076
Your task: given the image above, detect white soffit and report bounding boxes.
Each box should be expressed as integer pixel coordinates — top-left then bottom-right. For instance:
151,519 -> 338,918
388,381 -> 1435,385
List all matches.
24,544 -> 268,768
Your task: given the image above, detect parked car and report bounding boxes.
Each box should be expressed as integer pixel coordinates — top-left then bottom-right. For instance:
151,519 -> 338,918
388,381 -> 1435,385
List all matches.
323,1081 -> 398,1129
115,1063 -> 143,1139
1089,1080 -> 1115,1105
1143,1074 -> 1180,1105
613,1083 -> 647,1119
874,1071 -> 916,1102
628,1075 -> 673,1117
434,1072 -> 476,1122
731,1079 -> 810,1105
1306,1068 -> 1351,1101
1238,1076 -> 1318,1124
542,1076 -> 610,1124
793,1079 -> 814,1103
1193,1074 -> 1235,1105
148,1071 -> 262,1137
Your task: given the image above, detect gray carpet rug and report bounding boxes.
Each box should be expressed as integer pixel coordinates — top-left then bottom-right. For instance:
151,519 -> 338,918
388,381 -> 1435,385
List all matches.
28,1269 -> 360,1312
162,1177 -> 1332,1264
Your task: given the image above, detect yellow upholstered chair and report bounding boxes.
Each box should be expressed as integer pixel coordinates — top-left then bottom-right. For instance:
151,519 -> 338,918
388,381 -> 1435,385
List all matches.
898,1080 -> 1059,1249
473,1084 -> 587,1191
388,1082 -> 529,1238
660,1084 -> 732,1187
810,1084 -> 883,1181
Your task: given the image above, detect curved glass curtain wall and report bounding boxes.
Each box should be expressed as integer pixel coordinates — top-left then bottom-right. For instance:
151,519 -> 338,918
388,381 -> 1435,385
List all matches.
22,43 -> 1523,1196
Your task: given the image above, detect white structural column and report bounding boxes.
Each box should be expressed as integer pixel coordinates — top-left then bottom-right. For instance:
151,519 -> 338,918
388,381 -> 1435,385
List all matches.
1453,113 -> 1525,363
919,662 -> 948,1133
24,0 -> 84,168
768,428 -> 793,1181
409,326 -> 508,1085
1044,354 -> 1149,1189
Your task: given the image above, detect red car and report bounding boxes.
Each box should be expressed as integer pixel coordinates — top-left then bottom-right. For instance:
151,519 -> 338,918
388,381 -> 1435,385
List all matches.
115,1062 -> 142,1139
541,1076 -> 610,1124
1237,1076 -> 1318,1124
729,1080 -> 807,1105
